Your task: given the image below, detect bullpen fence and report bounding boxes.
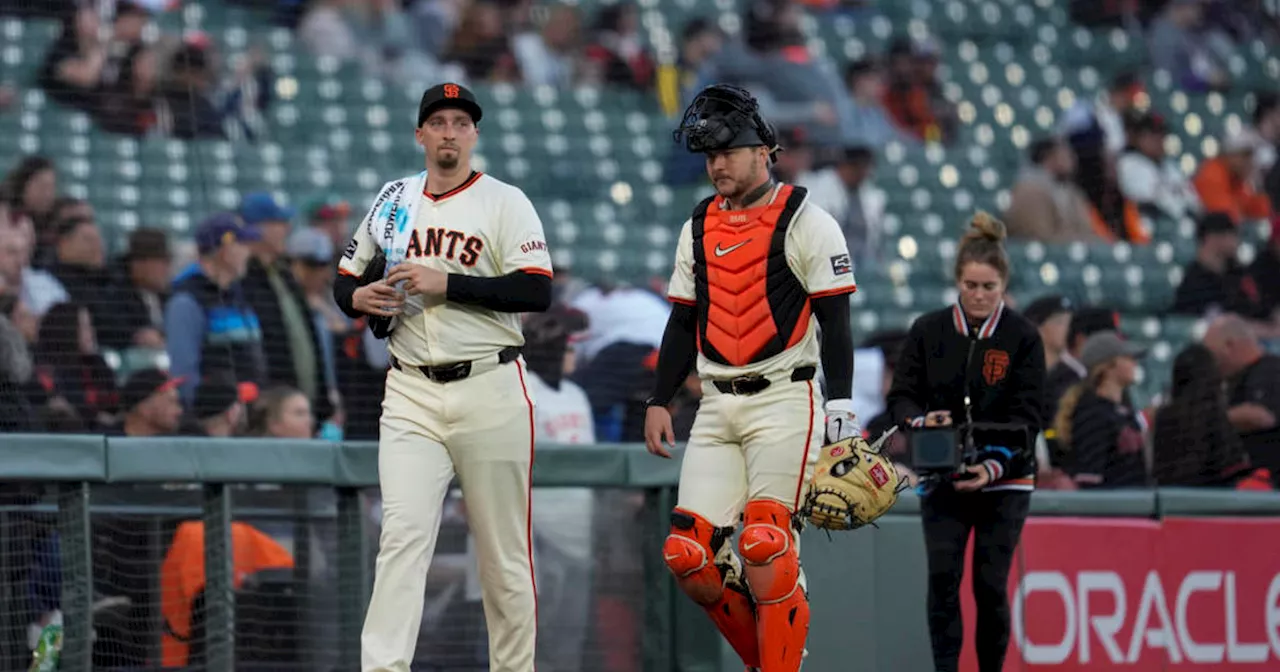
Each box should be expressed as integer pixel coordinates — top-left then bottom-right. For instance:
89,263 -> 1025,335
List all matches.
2,436 -> 1280,672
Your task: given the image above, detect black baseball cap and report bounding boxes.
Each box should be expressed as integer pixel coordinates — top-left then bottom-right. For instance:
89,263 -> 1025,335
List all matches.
1195,211 -> 1238,240
193,374 -> 241,420
418,83 -> 483,127
1023,294 -> 1073,326
121,368 -> 184,411
1069,307 -> 1120,345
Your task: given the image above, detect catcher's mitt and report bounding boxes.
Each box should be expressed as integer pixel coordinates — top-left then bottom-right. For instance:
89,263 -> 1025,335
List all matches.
802,428 -> 907,531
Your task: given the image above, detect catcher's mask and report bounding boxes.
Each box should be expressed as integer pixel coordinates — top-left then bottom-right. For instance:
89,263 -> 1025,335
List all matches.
672,84 -> 780,160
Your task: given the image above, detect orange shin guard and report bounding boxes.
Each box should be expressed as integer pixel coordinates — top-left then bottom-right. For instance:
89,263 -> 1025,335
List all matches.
739,500 -> 809,672
663,508 -> 761,667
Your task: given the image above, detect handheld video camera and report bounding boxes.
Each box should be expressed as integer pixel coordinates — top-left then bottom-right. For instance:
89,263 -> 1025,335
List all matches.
909,422 -> 1030,476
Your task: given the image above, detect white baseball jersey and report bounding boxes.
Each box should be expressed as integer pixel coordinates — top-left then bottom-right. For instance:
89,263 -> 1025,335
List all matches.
527,372 -> 596,561
338,171 -> 553,366
666,186 -> 857,380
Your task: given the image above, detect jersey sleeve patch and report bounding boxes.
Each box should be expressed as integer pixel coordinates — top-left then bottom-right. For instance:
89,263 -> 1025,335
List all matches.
343,239 -> 359,260
830,253 -> 852,276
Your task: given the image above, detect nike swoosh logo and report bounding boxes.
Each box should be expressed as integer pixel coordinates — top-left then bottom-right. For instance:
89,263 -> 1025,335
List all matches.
714,240 -> 751,257
742,540 -> 763,551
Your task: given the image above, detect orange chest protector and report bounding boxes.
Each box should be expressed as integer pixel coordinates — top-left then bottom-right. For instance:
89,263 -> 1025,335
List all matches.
689,185 -> 812,367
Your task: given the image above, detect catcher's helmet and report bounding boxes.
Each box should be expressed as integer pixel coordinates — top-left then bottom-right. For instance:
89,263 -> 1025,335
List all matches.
672,84 -> 780,159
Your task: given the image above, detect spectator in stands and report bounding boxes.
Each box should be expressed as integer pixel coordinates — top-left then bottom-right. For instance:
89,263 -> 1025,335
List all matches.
153,36 -> 274,141
1249,217 -> 1280,310
154,41 -> 227,139
32,302 -> 119,430
1152,342 -> 1255,486
656,17 -> 723,117
2,156 -> 58,240
113,367 -> 183,437
512,3 -> 582,89
710,0 -> 843,146
882,37 -> 957,144
94,42 -> 158,137
1203,313 -> 1280,478
517,305 -> 594,672
1054,332 -> 1150,489
165,212 -> 266,406
300,193 -> 353,252
1193,127 -> 1273,224
182,373 -> 246,437
445,0 -> 521,83
1004,137 -> 1101,243
46,215 -> 116,346
39,197 -> 96,267
409,0 -> 468,61
247,385 -> 314,438
237,192 -> 333,425
1117,109 -> 1202,222
0,210 -> 67,318
1045,307 -> 1119,416
1255,93 -> 1280,187
841,58 -> 915,147
98,228 -> 170,351
1171,212 -> 1273,323
1067,119 -> 1147,244
770,127 -> 813,184
36,4 -> 107,113
1022,295 -> 1074,371
286,227 -> 342,423
799,145 -> 885,265
1060,71 -> 1144,157
300,0 -> 422,80
0,294 -> 37,432
582,2 -> 654,91
1148,0 -> 1231,92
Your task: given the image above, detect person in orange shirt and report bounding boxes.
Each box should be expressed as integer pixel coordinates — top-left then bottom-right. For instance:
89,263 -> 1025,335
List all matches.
1193,128 -> 1273,223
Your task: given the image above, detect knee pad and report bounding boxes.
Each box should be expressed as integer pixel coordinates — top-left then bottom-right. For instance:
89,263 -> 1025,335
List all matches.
738,499 -> 802,605
664,508 -> 741,605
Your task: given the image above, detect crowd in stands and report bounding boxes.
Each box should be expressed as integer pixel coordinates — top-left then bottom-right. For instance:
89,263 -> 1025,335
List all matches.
1,1 -> 1279,484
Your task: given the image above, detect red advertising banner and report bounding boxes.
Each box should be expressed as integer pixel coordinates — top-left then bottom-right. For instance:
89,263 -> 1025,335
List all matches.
959,516 -> 1280,671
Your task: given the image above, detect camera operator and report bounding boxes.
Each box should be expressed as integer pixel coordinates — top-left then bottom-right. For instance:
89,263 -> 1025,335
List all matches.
886,212 -> 1046,672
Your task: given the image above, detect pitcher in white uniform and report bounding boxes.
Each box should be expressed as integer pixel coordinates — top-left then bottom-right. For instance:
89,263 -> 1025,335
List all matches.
332,82 -> 554,672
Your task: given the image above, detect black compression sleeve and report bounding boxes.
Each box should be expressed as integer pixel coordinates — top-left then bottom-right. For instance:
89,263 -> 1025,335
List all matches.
333,273 -> 361,319
446,271 -> 553,313
812,294 -> 854,400
648,303 -> 698,406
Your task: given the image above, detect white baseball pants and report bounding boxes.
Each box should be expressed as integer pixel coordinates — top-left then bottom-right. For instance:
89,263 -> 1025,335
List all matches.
361,358 -> 538,672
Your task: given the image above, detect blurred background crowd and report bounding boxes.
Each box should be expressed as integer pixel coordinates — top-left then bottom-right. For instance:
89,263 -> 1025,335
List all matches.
1,0 -> 1280,667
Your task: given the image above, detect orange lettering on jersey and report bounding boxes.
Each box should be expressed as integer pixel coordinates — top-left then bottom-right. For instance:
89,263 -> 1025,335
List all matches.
691,185 -> 812,367
406,226 -> 485,264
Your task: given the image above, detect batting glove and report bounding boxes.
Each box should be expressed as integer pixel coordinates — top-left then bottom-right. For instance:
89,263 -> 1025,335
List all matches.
823,398 -> 862,444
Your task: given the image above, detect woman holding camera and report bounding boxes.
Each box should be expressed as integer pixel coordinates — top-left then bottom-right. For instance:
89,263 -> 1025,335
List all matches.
886,212 -> 1047,672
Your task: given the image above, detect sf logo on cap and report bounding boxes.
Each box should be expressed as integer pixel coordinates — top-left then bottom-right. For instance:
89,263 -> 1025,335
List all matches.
444,84 -> 460,99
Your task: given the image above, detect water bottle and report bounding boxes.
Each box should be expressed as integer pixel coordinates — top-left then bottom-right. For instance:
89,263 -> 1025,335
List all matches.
29,619 -> 62,672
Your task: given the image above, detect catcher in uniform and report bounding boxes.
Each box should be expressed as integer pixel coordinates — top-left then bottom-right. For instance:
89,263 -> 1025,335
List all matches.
643,84 -> 903,672
333,82 -> 553,672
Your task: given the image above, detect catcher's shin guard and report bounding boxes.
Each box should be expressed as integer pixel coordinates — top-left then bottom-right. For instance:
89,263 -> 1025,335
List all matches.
663,508 -> 761,667
739,499 -> 809,672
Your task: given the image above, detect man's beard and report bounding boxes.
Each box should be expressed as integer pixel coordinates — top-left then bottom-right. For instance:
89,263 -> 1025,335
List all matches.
437,154 -> 459,170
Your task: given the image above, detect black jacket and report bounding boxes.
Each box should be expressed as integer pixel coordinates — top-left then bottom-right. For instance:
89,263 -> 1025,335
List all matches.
241,257 -> 333,419
887,303 -> 1046,490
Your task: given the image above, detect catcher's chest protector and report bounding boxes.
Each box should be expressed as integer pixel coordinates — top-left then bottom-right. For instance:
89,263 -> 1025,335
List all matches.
690,185 -> 811,367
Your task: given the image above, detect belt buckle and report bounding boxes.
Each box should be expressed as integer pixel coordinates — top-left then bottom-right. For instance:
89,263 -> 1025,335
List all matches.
730,374 -> 763,395
430,361 -> 470,382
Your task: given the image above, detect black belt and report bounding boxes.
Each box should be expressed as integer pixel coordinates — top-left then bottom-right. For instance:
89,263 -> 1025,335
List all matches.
390,346 -> 522,383
711,366 -> 816,396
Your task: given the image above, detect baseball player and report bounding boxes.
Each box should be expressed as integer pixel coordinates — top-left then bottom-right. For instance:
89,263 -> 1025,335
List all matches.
643,84 -> 860,672
332,82 -> 554,672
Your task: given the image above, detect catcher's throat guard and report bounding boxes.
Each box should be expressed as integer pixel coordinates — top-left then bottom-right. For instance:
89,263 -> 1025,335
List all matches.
802,428 -> 908,531
673,84 -> 779,157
